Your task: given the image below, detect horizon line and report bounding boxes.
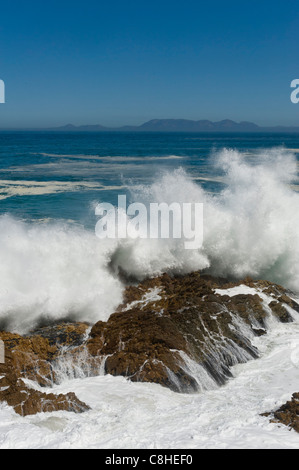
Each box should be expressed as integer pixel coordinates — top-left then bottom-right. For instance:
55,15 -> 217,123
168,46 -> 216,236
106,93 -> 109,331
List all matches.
1,118 -> 299,132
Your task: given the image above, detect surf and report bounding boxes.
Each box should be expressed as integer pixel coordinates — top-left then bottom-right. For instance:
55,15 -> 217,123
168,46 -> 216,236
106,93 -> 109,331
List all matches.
0,147 -> 298,333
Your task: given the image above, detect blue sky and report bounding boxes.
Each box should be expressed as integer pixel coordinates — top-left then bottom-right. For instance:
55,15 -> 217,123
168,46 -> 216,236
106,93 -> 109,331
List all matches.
0,0 -> 299,128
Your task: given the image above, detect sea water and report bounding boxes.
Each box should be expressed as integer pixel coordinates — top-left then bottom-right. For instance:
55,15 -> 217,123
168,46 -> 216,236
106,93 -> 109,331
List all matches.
0,131 -> 299,448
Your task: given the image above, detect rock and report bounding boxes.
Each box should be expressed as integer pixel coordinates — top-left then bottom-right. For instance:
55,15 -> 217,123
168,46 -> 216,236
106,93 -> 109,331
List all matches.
269,301 -> 293,323
27,321 -> 90,347
0,322 -> 91,416
0,374 -> 89,416
1,272 -> 299,415
0,321 -> 90,385
261,393 -> 299,433
0,331 -> 56,386
87,272 -> 299,392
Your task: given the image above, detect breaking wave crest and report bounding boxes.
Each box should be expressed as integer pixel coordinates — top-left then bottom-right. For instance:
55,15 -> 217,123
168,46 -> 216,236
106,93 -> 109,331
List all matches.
1,147 -> 299,333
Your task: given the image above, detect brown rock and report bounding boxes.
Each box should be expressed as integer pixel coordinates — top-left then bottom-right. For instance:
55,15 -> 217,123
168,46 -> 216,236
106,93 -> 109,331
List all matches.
262,393 -> 299,433
0,369 -> 89,416
1,272 -> 299,415
0,322 -> 91,416
87,273 -> 299,392
269,301 -> 293,323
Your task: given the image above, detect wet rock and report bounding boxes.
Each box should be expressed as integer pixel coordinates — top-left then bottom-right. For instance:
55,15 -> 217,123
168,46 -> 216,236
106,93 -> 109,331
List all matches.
27,321 -> 90,347
0,373 -> 89,416
0,322 -> 91,416
261,393 -> 299,433
87,273 -> 299,392
0,331 -> 56,386
1,273 -> 299,415
269,301 -> 293,323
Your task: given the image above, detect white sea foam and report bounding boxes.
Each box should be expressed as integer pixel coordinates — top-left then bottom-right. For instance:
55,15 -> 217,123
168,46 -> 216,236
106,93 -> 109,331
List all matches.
0,147 -> 299,332
109,147 -> 299,290
1,316 -> 299,448
0,216 -> 123,333
0,180 -> 109,199
36,152 -> 184,161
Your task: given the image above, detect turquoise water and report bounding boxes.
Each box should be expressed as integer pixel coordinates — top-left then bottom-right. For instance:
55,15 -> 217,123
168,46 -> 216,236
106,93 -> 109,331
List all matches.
1,131 -> 298,227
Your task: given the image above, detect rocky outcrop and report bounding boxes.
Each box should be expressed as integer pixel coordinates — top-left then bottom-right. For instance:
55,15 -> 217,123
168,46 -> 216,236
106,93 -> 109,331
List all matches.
0,322 -> 90,416
0,360 -> 89,416
261,393 -> 299,433
0,272 -> 298,415
87,273 -> 298,392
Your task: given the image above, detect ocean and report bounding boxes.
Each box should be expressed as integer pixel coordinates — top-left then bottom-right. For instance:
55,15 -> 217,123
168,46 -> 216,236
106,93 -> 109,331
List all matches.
0,131 -> 299,448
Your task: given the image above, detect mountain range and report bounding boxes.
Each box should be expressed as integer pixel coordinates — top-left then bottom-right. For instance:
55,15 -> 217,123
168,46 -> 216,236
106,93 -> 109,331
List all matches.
43,119 -> 299,133
3,119 -> 299,132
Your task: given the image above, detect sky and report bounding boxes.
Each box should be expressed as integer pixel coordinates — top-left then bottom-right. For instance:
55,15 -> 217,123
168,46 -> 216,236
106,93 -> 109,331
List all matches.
0,0 -> 299,128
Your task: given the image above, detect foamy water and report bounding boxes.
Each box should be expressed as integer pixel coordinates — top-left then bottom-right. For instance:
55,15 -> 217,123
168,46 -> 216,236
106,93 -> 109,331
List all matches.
0,145 -> 299,448
1,308 -> 299,449
1,148 -> 299,333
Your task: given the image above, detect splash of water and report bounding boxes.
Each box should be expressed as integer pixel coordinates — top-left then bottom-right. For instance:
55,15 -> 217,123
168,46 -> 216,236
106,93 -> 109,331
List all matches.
0,147 -> 299,333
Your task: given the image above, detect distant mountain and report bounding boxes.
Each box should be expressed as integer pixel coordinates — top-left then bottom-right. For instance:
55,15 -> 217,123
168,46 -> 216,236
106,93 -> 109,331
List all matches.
136,119 -> 261,132
47,119 -> 262,132
5,119 -> 299,133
